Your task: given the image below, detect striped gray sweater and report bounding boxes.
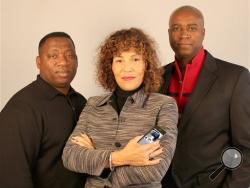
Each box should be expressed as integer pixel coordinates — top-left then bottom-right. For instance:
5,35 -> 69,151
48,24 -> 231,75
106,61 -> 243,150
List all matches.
62,89 -> 178,188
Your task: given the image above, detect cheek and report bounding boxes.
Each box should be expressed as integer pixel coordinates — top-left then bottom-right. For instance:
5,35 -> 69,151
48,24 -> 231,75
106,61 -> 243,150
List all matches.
112,64 -> 121,77
137,67 -> 145,79
68,61 -> 77,68
72,63 -> 78,72
169,33 -> 178,41
40,62 -> 52,72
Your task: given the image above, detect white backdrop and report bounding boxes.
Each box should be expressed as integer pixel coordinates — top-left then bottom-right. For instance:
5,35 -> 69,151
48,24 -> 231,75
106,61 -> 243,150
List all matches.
1,0 -> 249,110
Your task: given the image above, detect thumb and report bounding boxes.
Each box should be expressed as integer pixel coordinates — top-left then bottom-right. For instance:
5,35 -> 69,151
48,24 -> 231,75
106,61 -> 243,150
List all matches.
131,135 -> 144,143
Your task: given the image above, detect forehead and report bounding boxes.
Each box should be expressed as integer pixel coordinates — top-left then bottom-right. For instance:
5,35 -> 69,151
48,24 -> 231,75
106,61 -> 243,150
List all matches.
115,50 -> 141,57
115,48 -> 143,56
170,10 -> 203,26
41,37 -> 75,51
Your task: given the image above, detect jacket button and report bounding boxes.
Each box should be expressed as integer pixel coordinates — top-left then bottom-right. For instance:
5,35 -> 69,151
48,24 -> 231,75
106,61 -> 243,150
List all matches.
115,142 -> 121,148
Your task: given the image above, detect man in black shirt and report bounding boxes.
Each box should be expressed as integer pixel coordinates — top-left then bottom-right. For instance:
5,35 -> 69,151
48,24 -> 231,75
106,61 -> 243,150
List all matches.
0,32 -> 87,188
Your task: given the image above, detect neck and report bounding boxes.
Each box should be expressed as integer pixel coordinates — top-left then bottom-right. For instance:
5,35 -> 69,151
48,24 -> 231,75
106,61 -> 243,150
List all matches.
115,85 -> 142,96
178,57 -> 192,65
55,86 -> 70,95
112,85 -> 142,115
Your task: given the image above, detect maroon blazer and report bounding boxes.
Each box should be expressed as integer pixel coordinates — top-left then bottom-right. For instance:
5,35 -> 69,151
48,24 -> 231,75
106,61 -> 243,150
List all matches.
160,51 -> 250,188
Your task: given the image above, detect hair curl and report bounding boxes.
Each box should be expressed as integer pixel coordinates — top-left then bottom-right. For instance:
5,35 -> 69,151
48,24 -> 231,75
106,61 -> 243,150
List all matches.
96,28 -> 162,93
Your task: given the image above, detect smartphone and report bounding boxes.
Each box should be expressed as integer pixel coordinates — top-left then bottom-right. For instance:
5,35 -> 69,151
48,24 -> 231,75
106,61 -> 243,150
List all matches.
138,126 -> 166,145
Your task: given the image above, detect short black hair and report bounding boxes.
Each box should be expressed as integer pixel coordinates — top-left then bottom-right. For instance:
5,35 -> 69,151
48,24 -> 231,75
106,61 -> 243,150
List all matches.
38,32 -> 75,52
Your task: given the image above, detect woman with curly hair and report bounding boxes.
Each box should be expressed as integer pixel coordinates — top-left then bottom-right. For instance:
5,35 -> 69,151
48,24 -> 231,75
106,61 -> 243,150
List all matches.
62,28 -> 178,188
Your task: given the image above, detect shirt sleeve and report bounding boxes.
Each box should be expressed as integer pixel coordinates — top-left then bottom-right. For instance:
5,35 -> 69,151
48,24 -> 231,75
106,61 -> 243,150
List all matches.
62,100 -> 111,176
109,98 -> 178,187
222,68 -> 250,188
0,100 -> 41,188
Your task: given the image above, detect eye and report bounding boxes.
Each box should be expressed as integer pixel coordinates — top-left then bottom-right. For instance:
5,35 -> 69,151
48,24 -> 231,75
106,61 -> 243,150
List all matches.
188,26 -> 198,32
133,58 -> 141,62
114,58 -> 123,63
65,52 -> 76,60
171,26 -> 181,32
48,54 -> 58,59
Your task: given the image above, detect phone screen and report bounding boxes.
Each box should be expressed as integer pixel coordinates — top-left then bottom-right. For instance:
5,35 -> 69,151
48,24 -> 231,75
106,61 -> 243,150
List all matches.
138,126 -> 165,145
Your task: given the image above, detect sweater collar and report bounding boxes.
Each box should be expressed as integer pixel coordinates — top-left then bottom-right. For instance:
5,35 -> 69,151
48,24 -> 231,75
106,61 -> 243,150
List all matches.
96,87 -> 147,108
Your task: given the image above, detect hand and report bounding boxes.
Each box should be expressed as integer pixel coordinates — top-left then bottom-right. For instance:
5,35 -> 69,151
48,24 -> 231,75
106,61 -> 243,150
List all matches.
112,136 -> 163,167
71,133 -> 95,149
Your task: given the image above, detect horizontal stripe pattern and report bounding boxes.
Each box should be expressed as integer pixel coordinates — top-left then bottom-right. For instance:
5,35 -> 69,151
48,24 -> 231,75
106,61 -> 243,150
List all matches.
62,89 -> 178,187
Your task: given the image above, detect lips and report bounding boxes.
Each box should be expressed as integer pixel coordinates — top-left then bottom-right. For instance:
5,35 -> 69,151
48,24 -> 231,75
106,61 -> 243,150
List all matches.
122,76 -> 136,81
56,71 -> 70,77
178,43 -> 192,46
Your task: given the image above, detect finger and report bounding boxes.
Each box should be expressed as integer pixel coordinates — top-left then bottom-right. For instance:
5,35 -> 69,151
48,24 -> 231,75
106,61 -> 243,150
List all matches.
74,136 -> 92,145
71,139 -> 85,147
79,133 -> 92,142
146,158 -> 162,165
130,135 -> 144,143
72,137 -> 92,147
80,133 -> 90,140
149,148 -> 163,159
132,158 -> 162,166
142,141 -> 161,151
79,133 -> 95,146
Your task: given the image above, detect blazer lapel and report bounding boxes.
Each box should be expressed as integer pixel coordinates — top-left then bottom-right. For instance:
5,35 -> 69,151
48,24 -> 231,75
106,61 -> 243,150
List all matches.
178,52 -> 218,131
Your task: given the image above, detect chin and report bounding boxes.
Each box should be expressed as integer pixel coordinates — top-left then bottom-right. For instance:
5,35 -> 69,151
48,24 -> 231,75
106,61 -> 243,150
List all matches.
121,85 -> 140,91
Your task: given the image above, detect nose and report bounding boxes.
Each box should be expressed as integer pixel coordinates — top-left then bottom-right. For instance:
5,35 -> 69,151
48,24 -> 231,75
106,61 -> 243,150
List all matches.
179,28 -> 191,39
123,61 -> 133,72
57,54 -> 68,66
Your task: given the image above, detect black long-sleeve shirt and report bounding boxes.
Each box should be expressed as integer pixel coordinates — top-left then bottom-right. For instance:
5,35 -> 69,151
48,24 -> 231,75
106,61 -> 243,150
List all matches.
0,76 -> 86,188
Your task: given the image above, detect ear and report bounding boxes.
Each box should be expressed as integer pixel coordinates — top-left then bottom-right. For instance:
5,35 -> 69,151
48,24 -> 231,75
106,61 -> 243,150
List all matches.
76,55 -> 78,68
36,56 -> 41,69
202,28 -> 206,37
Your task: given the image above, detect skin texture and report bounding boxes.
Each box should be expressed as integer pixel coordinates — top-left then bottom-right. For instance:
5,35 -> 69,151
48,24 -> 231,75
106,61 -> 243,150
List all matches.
36,37 -> 78,95
168,7 -> 205,66
112,50 -> 145,91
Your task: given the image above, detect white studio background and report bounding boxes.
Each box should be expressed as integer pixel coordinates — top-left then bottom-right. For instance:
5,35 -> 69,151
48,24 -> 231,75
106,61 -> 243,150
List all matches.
1,0 -> 249,110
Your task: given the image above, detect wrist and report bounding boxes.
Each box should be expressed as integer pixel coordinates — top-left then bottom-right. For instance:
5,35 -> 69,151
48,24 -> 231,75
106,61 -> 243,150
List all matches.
111,150 -> 127,167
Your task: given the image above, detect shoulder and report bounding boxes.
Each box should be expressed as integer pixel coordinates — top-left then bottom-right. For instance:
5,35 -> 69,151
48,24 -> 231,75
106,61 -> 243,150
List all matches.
160,63 -> 174,74
73,90 -> 86,100
206,51 -> 248,74
149,93 -> 175,102
203,51 -> 249,85
216,59 -> 247,73
0,83 -> 39,125
86,93 -> 112,107
2,81 -> 37,109
147,93 -> 177,109
72,90 -> 87,106
215,59 -> 249,83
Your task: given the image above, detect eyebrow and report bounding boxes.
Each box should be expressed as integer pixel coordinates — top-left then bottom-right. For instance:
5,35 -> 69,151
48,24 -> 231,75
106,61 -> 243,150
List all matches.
187,24 -> 198,26
114,54 -> 141,58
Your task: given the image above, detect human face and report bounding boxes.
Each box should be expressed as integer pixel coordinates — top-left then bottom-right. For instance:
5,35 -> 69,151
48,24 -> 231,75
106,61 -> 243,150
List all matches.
168,10 -> 205,63
112,50 -> 145,91
36,37 -> 77,95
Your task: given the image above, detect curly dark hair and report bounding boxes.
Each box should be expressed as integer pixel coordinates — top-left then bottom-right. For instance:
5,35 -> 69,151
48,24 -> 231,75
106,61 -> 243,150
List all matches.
96,27 -> 162,93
